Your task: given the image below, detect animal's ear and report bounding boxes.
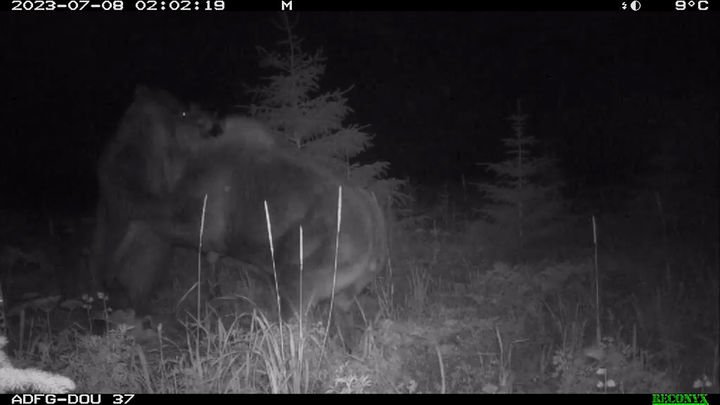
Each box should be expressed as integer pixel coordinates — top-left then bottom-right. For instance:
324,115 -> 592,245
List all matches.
133,86 -> 184,114
134,85 -> 153,99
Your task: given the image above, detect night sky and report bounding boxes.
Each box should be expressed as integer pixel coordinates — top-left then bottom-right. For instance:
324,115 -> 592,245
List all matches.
3,12 -> 718,216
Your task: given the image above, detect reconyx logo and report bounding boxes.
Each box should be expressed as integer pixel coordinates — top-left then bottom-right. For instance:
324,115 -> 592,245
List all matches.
652,394 -> 709,405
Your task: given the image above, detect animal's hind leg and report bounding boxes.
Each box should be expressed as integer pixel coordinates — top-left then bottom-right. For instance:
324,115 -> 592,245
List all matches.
110,221 -> 172,315
205,251 -> 222,301
332,292 -> 361,352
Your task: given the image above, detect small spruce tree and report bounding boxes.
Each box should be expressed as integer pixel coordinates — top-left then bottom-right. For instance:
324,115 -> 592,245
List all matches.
246,16 -> 406,208
475,100 -> 564,253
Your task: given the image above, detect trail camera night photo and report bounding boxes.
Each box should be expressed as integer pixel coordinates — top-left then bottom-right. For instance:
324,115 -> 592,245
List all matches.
1,9 -> 718,394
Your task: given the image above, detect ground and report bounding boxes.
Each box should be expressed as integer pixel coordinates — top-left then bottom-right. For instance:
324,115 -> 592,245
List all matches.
0,193 -> 717,393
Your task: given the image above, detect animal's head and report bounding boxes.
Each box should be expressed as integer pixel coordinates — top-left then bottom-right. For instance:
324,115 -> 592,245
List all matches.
130,86 -> 222,148
101,86 -> 222,196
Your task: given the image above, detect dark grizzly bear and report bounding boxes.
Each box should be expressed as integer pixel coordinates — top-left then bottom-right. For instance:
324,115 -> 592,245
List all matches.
111,128 -> 387,334
91,86 -> 222,312
95,89 -> 387,345
141,144 -> 387,319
